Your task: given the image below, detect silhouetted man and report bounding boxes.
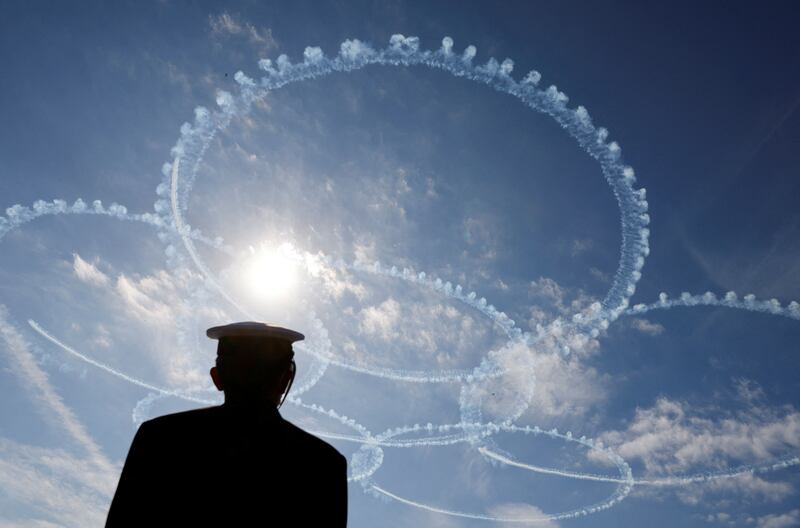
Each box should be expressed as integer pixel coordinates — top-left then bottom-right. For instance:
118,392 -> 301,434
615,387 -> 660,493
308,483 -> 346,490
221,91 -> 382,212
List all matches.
105,322 -> 348,527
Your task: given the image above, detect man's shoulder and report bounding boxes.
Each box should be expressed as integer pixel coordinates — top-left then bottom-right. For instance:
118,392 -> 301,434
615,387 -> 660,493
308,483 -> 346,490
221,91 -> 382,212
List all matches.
141,405 -> 223,431
138,406 -> 346,464
281,419 -> 346,464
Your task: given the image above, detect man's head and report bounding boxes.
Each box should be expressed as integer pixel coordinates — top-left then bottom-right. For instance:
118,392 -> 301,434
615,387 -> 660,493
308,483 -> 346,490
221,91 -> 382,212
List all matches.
206,322 -> 304,407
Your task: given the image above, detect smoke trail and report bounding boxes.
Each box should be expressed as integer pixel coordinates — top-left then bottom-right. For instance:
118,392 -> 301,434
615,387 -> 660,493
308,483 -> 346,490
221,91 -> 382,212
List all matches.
479,446 -> 800,487
296,254 -> 519,383
30,310 -> 799,498
151,33 -> 641,520
343,257 -> 523,340
268,248 -> 544,452
27,320 -> 386,482
132,392 -> 169,427
161,33 -> 648,350
5,32 -> 795,525
168,158 -> 252,317
30,307 -> 800,519
28,319 -> 215,404
150,32 -> 650,478
0,198 -> 230,252
369,483 -> 630,524
26,318 -> 623,496
479,447 -> 628,484
368,435 -> 631,523
363,420 -> 633,523
625,290 -> 800,321
157,37 -> 650,483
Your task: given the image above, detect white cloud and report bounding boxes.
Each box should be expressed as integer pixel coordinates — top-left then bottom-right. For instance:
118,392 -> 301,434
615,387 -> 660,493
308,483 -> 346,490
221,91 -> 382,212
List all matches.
524,347 -> 607,418
734,377 -> 767,405
208,12 -> 277,53
706,511 -> 733,524
598,397 -> 800,473
469,330 -> 605,424
389,510 -> 463,528
72,253 -> 109,286
589,266 -> 610,283
462,214 -> 500,261
359,297 -> 403,340
0,438 -> 115,527
115,271 -> 178,325
630,317 -> 665,336
92,324 -> 112,349
209,12 -> 241,34
571,238 -> 593,257
448,276 -> 606,421
677,472 -> 793,505
529,277 -> 567,311
353,240 -> 379,266
595,392 -> 800,503
0,307 -> 119,524
354,295 -> 492,369
111,268 -> 218,387
425,177 -> 438,198
753,509 -> 800,528
57,254 -> 214,388
528,276 -> 600,328
0,306 -> 115,480
486,502 -> 559,527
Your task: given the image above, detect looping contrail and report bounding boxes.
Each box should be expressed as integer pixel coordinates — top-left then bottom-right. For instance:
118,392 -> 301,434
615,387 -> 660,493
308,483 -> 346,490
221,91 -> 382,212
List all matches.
2,33 -> 798,524
28,295 -> 799,524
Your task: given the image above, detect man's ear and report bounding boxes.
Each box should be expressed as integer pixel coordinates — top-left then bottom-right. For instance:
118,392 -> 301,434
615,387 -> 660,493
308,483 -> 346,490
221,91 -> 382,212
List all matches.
276,367 -> 292,393
210,366 -> 224,391
276,362 -> 295,394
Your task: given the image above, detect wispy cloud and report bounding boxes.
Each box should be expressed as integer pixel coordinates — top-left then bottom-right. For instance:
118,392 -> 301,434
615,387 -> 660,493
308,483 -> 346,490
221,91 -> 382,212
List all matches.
115,271 -> 179,325
570,238 -> 594,257
522,347 -> 607,419
72,253 -> 110,287
208,12 -> 277,54
486,503 -> 559,527
527,276 -> 599,329
0,306 -> 115,476
707,509 -> 800,528
630,317 -> 665,336
594,388 -> 800,503
0,306 -> 118,523
0,438 -> 115,526
677,471 -> 793,505
355,296 -> 490,367
705,511 -> 733,525
753,508 -> 800,528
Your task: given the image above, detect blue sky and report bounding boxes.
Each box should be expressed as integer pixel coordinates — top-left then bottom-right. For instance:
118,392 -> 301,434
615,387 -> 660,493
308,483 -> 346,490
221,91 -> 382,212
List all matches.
1,1 -> 799,526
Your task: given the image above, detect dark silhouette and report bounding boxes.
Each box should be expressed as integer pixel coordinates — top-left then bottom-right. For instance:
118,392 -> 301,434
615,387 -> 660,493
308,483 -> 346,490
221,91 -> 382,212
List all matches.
105,322 -> 348,527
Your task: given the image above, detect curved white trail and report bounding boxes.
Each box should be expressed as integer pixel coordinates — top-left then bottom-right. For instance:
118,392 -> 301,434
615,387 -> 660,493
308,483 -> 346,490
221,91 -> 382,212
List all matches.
625,290 -> 800,321
479,446 -> 800,487
0,198 -> 229,251
26,320 -> 383,482
161,34 -> 650,334
158,36 -> 650,480
479,447 -> 627,484
2,33 -> 798,524
369,481 -> 631,523
28,319 -> 215,405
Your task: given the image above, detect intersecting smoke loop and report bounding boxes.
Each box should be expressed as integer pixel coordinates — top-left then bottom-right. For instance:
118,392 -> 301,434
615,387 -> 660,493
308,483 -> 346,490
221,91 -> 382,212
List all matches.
2,33 -> 799,523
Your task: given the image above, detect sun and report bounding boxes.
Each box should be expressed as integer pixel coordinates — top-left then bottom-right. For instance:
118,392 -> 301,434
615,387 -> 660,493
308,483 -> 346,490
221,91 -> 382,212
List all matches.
243,243 -> 299,300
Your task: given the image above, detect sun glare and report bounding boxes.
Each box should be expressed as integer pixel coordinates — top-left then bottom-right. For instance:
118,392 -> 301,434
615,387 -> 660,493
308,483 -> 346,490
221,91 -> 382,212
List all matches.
244,243 -> 299,300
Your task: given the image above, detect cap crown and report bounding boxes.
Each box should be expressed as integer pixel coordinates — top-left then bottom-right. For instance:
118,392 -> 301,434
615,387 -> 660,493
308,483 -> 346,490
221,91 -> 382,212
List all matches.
206,321 -> 305,343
